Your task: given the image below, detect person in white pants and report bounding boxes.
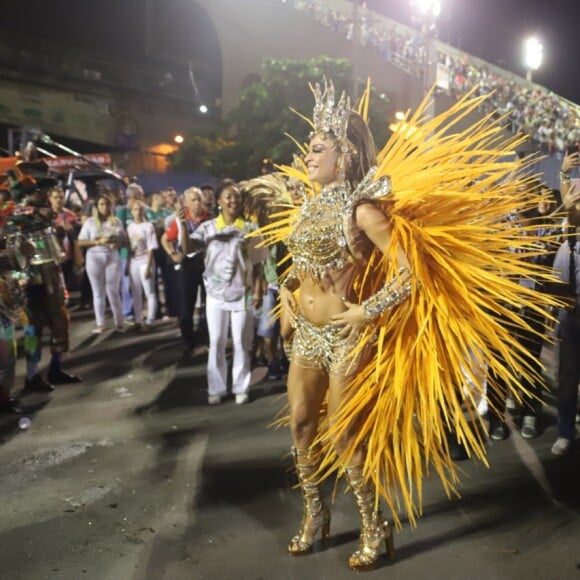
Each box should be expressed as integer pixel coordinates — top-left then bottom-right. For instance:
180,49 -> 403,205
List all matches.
188,179 -> 268,405
127,201 -> 158,328
77,195 -> 126,333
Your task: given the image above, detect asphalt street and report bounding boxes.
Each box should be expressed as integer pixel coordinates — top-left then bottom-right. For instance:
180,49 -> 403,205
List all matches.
0,306 -> 578,580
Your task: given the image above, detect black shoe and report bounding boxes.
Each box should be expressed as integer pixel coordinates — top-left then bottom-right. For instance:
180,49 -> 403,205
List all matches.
253,356 -> 268,368
24,374 -> 55,392
446,431 -> 469,461
267,360 -> 282,380
181,344 -> 196,358
0,398 -> 24,414
489,421 -> 509,441
47,370 -> 82,385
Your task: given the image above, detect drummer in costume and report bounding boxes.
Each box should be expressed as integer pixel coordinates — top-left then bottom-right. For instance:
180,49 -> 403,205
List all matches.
0,187 -> 25,413
253,79 -> 562,570
7,166 -> 81,391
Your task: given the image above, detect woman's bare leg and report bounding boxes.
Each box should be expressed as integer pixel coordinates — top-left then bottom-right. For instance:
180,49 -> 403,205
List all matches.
328,373 -> 364,464
287,362 -> 328,449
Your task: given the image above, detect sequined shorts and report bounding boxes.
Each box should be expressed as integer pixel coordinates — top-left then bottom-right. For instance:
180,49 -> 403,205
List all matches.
291,315 -> 361,376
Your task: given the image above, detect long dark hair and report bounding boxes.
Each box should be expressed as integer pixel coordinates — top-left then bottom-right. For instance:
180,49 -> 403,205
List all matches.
94,193 -> 113,223
345,111 -> 377,186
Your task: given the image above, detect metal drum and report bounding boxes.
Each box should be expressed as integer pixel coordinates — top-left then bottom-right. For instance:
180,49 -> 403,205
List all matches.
5,234 -> 29,271
0,237 -> 18,273
0,271 -> 28,319
26,231 -> 63,266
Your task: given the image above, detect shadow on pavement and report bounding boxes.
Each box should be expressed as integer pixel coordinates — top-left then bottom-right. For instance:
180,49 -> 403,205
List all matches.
133,353 -> 209,415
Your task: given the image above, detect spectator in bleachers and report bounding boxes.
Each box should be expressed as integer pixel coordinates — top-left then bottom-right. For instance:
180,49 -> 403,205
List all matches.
287,0 -> 580,155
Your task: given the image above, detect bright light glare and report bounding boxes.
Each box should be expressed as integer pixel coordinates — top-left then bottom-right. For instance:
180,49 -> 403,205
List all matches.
395,111 -> 406,121
199,104 -> 208,114
173,134 -> 184,144
524,37 -> 543,71
412,0 -> 441,18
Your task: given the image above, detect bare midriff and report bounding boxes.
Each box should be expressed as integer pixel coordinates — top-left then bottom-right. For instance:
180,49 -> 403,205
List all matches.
297,264 -> 359,325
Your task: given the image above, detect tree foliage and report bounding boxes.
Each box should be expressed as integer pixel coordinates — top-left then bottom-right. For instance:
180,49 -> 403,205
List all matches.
170,56 -> 391,180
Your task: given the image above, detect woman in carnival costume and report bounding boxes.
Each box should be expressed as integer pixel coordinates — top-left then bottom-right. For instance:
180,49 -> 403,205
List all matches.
254,79 -> 562,571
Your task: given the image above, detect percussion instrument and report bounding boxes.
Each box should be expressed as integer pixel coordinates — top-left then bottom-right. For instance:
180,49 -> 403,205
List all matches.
27,231 -> 63,266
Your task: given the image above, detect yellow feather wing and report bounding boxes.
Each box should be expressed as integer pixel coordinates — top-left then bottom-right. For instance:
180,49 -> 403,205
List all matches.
311,89 -> 563,527
256,87 -> 564,529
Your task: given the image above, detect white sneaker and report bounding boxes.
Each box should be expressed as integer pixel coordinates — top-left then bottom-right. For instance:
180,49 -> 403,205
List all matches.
91,326 -> 105,335
551,437 -> 572,456
235,393 -> 249,405
520,416 -> 538,439
505,396 -> 517,411
208,395 -> 222,406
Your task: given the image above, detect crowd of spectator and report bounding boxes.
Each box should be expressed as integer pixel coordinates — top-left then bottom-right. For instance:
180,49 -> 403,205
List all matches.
0,175 -> 289,413
286,0 -> 580,153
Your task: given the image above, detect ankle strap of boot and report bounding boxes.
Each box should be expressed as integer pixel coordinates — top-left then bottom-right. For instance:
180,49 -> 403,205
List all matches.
291,446 -> 317,461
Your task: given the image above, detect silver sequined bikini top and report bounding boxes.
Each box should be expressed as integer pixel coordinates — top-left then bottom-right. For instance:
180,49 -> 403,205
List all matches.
287,167 -> 392,282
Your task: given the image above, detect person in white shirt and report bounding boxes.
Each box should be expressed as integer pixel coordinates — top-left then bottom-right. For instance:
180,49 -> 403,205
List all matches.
188,179 -> 268,405
127,201 -> 158,328
77,195 -> 126,333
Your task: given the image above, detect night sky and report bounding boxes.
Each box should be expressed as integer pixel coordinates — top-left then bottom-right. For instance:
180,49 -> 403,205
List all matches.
367,0 -> 580,103
1,0 -> 580,103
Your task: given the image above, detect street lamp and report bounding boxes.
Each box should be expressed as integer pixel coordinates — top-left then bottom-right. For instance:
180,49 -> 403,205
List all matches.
410,0 -> 442,117
411,0 -> 441,36
523,36 -> 543,83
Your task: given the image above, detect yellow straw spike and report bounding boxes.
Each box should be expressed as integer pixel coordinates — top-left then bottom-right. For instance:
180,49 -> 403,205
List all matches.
355,78 -> 372,122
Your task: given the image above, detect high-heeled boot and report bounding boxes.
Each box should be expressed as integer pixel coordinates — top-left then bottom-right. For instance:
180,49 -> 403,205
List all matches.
287,446 -> 331,555
344,465 -> 395,571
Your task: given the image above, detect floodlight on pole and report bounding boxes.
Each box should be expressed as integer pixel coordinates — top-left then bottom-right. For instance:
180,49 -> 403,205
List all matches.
523,37 -> 543,83
412,0 -> 441,19
411,0 -> 442,117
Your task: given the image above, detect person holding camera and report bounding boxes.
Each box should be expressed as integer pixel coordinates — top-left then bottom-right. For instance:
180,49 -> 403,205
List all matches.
560,144 -> 580,209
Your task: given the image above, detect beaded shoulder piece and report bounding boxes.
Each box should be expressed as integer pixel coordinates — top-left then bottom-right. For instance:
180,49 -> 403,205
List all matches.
342,167 -> 392,264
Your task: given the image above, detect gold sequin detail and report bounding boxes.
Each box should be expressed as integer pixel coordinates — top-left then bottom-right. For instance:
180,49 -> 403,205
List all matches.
287,183 -> 352,281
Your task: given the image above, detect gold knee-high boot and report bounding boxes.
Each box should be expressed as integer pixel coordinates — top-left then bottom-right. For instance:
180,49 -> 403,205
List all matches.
344,465 -> 395,571
287,446 -> 331,555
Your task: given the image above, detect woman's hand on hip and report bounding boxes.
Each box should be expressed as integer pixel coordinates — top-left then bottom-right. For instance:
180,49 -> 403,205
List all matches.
331,298 -> 367,339
280,286 -> 298,327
